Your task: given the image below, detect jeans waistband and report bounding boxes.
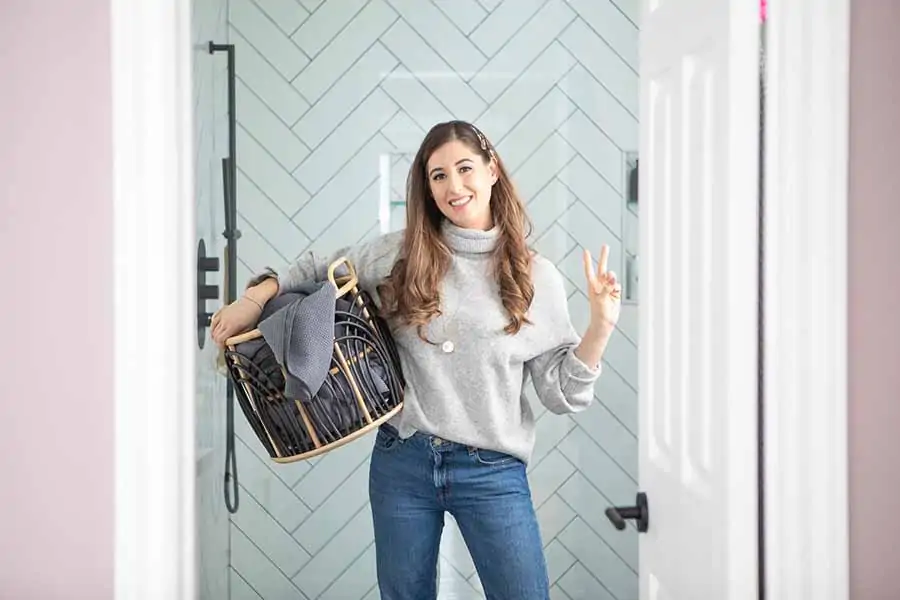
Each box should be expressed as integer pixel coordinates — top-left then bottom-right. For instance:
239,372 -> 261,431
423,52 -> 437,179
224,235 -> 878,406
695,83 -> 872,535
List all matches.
379,423 -> 475,453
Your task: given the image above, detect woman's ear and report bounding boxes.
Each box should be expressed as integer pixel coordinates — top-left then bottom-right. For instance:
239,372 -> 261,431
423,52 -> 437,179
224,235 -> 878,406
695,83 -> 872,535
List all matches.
490,160 -> 499,185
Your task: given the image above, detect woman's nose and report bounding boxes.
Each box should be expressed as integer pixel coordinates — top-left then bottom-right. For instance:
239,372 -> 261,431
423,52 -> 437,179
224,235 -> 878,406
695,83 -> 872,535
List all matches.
448,172 -> 464,193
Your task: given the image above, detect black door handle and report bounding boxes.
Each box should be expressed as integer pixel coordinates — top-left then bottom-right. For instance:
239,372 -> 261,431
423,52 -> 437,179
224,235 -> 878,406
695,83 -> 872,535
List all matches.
605,492 -> 649,533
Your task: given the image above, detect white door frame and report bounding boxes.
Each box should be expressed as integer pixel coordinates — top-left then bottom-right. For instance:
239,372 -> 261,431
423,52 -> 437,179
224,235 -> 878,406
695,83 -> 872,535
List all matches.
111,1 -> 196,599
109,1 -> 850,598
763,1 -> 850,599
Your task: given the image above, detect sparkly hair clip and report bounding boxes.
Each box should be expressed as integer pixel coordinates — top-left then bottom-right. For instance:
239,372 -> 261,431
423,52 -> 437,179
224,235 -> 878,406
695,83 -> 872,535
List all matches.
471,124 -> 496,160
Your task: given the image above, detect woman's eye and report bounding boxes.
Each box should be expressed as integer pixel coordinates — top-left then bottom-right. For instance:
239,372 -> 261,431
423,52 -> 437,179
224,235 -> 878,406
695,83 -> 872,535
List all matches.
459,166 -> 472,174
432,173 -> 445,181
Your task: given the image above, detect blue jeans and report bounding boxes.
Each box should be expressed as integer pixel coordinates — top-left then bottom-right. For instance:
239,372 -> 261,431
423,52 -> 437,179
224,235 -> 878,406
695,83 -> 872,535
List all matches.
368,424 -> 550,600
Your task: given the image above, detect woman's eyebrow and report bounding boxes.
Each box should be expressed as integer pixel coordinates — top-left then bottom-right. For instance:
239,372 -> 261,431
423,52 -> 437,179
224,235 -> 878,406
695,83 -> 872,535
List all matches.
429,158 -> 474,177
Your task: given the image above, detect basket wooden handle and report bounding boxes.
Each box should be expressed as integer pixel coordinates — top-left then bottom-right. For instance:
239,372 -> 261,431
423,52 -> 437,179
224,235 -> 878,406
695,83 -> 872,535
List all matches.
328,256 -> 359,298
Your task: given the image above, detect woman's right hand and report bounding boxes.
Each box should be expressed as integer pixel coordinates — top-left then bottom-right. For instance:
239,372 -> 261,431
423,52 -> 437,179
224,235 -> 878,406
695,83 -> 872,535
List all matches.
210,297 -> 263,348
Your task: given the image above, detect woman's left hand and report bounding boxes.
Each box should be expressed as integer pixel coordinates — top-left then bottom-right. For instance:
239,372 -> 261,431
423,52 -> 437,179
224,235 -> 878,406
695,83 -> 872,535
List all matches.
582,244 -> 622,331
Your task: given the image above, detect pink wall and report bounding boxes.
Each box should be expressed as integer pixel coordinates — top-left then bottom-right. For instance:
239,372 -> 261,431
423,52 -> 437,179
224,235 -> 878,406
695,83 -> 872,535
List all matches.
848,2 -> 900,598
0,1 -> 114,598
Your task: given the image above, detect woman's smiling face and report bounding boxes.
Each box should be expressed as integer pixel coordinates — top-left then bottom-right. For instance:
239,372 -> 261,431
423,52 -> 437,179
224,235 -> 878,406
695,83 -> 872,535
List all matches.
426,139 -> 498,231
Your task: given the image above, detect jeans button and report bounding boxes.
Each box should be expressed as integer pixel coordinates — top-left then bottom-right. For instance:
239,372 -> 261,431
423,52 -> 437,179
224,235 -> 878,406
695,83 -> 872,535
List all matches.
432,437 -> 443,446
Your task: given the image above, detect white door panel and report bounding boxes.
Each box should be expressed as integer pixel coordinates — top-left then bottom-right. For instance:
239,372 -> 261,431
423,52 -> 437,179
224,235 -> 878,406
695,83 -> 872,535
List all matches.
636,0 -> 759,598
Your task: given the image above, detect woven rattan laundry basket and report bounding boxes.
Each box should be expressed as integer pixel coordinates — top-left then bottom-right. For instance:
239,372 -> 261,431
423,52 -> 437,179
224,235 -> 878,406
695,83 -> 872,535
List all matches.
222,257 -> 405,463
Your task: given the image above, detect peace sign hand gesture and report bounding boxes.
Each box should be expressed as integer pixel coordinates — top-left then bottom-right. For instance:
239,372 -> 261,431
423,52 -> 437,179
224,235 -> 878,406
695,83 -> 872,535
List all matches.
582,244 -> 622,331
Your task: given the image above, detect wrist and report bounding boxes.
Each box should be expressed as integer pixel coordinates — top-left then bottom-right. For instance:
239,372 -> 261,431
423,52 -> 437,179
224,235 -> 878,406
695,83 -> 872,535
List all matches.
245,277 -> 278,306
586,319 -> 615,341
241,295 -> 264,312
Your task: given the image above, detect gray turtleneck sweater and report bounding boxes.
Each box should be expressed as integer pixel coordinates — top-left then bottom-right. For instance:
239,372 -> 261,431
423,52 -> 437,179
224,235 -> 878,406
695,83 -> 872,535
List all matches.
269,221 -> 601,464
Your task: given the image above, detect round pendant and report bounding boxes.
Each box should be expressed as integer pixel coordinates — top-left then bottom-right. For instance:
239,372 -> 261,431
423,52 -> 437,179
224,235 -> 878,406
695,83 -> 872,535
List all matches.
441,340 -> 455,354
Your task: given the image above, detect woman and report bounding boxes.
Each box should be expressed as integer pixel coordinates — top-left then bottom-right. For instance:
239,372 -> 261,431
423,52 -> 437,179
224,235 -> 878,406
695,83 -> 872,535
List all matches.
211,120 -> 621,600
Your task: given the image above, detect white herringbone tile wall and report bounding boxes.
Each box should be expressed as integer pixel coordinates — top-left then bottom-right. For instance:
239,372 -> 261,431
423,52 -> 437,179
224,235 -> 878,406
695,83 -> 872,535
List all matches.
227,1 -> 640,598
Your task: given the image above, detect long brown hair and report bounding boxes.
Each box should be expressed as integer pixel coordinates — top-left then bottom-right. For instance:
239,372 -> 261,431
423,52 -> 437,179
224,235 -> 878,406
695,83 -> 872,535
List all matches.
377,120 -> 534,341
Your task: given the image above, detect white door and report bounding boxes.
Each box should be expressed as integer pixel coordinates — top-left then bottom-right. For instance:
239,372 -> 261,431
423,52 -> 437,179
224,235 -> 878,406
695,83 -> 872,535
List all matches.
633,0 -> 760,598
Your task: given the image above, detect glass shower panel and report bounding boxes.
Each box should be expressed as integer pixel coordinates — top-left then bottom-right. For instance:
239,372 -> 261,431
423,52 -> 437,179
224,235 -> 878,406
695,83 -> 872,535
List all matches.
227,1 -> 640,598
193,0 -> 231,598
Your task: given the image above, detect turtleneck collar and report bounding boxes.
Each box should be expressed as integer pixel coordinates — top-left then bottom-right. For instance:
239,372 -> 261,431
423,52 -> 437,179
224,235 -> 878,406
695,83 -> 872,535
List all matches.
441,219 -> 499,254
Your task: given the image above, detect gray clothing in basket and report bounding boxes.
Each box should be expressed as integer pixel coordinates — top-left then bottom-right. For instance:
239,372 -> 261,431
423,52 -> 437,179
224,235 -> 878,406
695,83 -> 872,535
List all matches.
257,281 -> 336,402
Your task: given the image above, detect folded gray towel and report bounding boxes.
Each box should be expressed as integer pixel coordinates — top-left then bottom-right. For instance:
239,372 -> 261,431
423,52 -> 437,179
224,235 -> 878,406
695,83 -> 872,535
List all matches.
257,281 -> 336,402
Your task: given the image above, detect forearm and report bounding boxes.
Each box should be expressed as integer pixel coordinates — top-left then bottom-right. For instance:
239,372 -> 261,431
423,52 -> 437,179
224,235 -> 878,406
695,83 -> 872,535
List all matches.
244,277 -> 278,307
574,322 -> 614,370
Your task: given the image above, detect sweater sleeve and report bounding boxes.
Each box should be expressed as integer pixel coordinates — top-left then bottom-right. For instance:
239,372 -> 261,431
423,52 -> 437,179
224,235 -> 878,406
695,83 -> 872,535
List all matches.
249,230 -> 404,300
524,260 -> 602,414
